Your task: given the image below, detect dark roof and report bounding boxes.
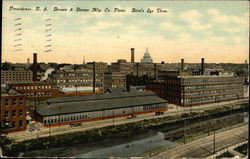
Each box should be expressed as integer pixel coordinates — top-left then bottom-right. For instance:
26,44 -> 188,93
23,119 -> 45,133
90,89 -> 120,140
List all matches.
104,88 -> 125,93
36,95 -> 167,117
47,91 -> 155,104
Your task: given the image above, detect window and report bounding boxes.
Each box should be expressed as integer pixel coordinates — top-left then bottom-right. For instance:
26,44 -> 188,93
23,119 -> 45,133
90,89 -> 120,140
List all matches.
10,121 -> 16,129
12,110 -> 16,117
19,109 -> 23,116
19,120 -> 23,128
5,99 -> 9,106
12,98 -> 17,106
4,111 -> 9,118
19,98 -> 23,105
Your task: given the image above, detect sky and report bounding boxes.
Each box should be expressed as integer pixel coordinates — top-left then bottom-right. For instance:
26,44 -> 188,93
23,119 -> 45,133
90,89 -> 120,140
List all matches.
2,0 -> 249,64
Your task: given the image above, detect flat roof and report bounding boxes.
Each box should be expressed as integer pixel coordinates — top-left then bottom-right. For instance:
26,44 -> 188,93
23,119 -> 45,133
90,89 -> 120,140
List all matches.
37,95 -> 167,117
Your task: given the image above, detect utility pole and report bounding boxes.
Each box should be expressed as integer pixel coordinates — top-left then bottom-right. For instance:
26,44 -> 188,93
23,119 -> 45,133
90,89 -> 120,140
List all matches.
112,111 -> 114,126
58,107 -> 61,128
213,130 -> 216,154
149,130 -> 152,157
208,114 -> 211,135
184,119 -> 186,144
49,116 -> 51,136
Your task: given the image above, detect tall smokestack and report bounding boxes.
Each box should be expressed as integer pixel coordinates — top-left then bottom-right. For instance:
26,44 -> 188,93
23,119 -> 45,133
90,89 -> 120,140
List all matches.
131,48 -> 135,63
27,58 -> 30,64
181,59 -> 184,72
136,63 -> 139,77
126,75 -> 131,92
201,58 -> 205,75
93,61 -> 96,94
32,53 -> 38,81
154,63 -> 157,79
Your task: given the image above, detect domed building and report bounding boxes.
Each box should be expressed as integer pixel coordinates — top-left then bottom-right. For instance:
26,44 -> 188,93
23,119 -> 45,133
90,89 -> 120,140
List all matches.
141,48 -> 153,63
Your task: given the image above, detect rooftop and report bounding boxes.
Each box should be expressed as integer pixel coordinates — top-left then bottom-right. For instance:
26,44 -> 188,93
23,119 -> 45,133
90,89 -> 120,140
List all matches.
36,93 -> 167,117
47,91 -> 156,104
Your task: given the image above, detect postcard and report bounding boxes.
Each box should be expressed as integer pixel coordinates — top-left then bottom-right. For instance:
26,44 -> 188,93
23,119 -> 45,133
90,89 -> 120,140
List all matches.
1,0 -> 249,158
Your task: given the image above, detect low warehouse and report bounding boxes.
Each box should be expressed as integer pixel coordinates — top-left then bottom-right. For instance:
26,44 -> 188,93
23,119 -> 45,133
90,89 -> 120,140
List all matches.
34,91 -> 168,126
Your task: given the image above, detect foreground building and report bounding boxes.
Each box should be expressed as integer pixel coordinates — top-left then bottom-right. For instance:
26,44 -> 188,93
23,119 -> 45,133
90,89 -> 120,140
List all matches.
1,86 -> 27,132
33,90 -> 168,126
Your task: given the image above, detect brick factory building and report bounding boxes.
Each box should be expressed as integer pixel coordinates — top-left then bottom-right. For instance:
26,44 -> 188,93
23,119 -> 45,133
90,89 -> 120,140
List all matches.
1,86 -> 27,132
8,82 -> 61,100
146,75 -> 244,106
50,68 -> 104,91
1,70 -> 33,84
146,58 -> 245,106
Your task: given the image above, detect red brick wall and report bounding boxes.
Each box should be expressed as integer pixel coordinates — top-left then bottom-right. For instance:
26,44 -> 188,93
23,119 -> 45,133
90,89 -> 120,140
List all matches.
1,95 -> 27,132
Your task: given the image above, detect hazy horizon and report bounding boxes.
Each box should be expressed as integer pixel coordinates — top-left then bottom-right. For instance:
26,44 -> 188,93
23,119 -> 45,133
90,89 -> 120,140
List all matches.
2,1 -> 249,64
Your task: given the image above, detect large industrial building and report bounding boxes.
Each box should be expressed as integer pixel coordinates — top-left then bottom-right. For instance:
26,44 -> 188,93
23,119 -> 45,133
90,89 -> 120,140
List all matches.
146,58 -> 244,106
1,70 -> 33,84
33,90 -> 168,126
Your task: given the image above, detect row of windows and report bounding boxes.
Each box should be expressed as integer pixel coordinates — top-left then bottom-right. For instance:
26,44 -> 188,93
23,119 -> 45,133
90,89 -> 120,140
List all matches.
183,78 -> 242,85
2,76 -> 31,78
184,84 -> 242,90
184,89 -> 242,97
59,84 -> 103,88
28,92 -> 52,97
112,79 -> 126,82
44,114 -> 90,124
4,109 -> 23,118
14,85 -> 52,90
4,98 -> 23,106
2,78 -> 32,81
57,79 -> 103,83
182,94 -> 240,105
58,73 -> 103,77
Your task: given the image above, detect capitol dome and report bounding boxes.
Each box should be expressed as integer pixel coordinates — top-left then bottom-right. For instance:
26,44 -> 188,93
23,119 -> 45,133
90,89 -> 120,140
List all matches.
141,48 -> 153,63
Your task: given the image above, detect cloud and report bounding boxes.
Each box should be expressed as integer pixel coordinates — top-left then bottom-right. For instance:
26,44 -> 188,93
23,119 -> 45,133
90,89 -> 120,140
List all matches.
180,10 -> 202,22
189,22 -> 212,31
224,27 -> 241,33
207,8 -> 248,28
177,32 -> 193,42
160,22 -> 181,30
85,21 -> 121,34
207,8 -> 230,23
180,10 -> 211,31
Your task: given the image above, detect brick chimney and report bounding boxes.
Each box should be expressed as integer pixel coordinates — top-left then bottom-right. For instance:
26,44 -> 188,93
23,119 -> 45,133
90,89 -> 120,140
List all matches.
32,53 -> 38,81
131,48 -> 135,63
93,61 -> 96,94
181,59 -> 184,72
201,58 -> 205,75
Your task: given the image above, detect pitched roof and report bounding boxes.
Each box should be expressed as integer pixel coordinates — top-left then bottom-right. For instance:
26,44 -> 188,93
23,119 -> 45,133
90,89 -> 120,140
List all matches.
36,94 -> 167,117
47,91 -> 155,104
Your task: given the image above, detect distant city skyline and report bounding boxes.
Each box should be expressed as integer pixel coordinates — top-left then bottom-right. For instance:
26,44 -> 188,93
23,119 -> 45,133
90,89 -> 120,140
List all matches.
2,1 -> 249,64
